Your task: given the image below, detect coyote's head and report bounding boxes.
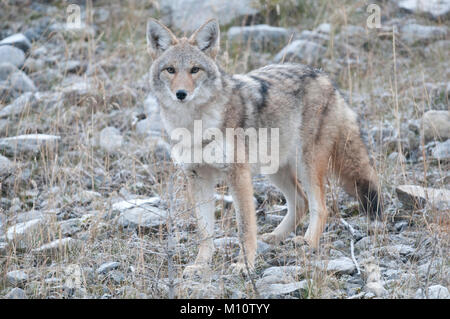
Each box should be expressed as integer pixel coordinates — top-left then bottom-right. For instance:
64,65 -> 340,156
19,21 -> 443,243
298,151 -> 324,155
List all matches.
147,19 -> 222,106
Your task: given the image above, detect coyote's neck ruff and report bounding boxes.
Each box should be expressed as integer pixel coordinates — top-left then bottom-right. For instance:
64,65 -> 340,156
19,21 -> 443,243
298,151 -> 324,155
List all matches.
147,19 -> 382,276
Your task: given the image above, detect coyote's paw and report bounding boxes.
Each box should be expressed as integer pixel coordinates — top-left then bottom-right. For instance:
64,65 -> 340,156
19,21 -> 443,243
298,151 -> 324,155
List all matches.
182,264 -> 209,279
230,262 -> 254,275
260,232 -> 283,244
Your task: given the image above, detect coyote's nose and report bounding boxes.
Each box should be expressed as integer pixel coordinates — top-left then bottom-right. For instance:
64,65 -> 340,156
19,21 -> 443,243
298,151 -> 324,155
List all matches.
176,90 -> 187,101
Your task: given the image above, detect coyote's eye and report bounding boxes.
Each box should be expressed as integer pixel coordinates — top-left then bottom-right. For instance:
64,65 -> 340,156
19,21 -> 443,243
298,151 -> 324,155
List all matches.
166,67 -> 175,74
190,67 -> 200,74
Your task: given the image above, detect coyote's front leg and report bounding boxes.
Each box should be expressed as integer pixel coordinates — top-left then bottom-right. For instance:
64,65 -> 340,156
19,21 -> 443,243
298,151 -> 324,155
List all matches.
227,164 -> 257,274
183,171 -> 216,278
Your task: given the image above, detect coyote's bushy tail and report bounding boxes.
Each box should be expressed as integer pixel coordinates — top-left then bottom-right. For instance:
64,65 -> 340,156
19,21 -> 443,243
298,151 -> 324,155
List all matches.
332,120 -> 383,219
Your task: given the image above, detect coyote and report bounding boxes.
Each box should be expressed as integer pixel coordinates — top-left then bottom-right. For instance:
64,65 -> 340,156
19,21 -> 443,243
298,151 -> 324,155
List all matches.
146,19 -> 382,276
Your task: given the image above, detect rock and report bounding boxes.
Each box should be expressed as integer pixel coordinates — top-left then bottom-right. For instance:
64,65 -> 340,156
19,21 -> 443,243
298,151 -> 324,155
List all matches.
432,139 -> 450,160
117,206 -> 168,231
0,62 -> 17,81
0,92 -> 37,118
99,127 -> 123,153
60,76 -> 94,102
315,23 -> 331,34
262,266 -> 304,279
97,261 -> 120,274
8,70 -> 37,93
0,154 -> 14,176
5,287 -> 27,299
161,0 -> 259,32
400,24 -> 448,45
0,33 -> 32,53
396,185 -> 450,209
422,111 -> 450,142
394,220 -> 409,232
273,40 -> 326,65
260,280 -> 310,298
0,134 -> 60,156
325,257 -> 356,275
0,45 -> 25,68
108,270 -> 125,284
58,219 -> 82,237
112,197 -> 161,211
117,286 -> 148,299
425,40 -> 450,55
364,281 -> 387,297
393,0 -> 450,19
6,219 -> 45,250
214,236 -> 239,250
256,274 -> 295,288
23,57 -> 45,73
415,285 -> 449,299
60,60 -> 86,74
6,270 -> 29,286
227,25 -> 289,51
32,238 -> 82,257
0,242 -> 9,256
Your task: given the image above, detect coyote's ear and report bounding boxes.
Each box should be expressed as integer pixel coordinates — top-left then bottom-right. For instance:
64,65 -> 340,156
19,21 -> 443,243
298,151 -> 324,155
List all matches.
189,19 -> 220,59
146,19 -> 177,59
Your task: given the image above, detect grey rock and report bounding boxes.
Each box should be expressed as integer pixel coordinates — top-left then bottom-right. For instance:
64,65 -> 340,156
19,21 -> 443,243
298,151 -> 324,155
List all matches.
274,40 -> 326,65
263,266 -> 304,279
58,219 -> 82,237
432,139 -> 450,160
23,57 -> 45,73
214,236 -> 239,250
393,0 -> 450,19
32,238 -> 82,256
97,261 -> 120,274
227,25 -> 289,51
0,92 -> 37,118
117,286 -> 148,299
422,110 -> 450,142
415,285 -> 449,299
60,60 -> 85,74
400,24 -> 448,45
161,0 -> 258,32
0,62 -> 18,81
425,40 -> 450,55
117,206 -> 168,231
0,242 -> 9,256
325,257 -> 356,275
315,23 -> 331,34
5,287 -> 27,299
0,45 -> 25,68
213,236 -> 270,254
0,154 -> 14,176
260,280 -> 310,298
0,134 -> 60,156
396,185 -> 450,210
108,270 -> 125,284
0,33 -> 32,53
6,270 -> 29,286
99,127 -> 123,153
6,219 -> 45,250
364,281 -> 388,297
394,220 -> 409,232
8,70 -> 37,93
